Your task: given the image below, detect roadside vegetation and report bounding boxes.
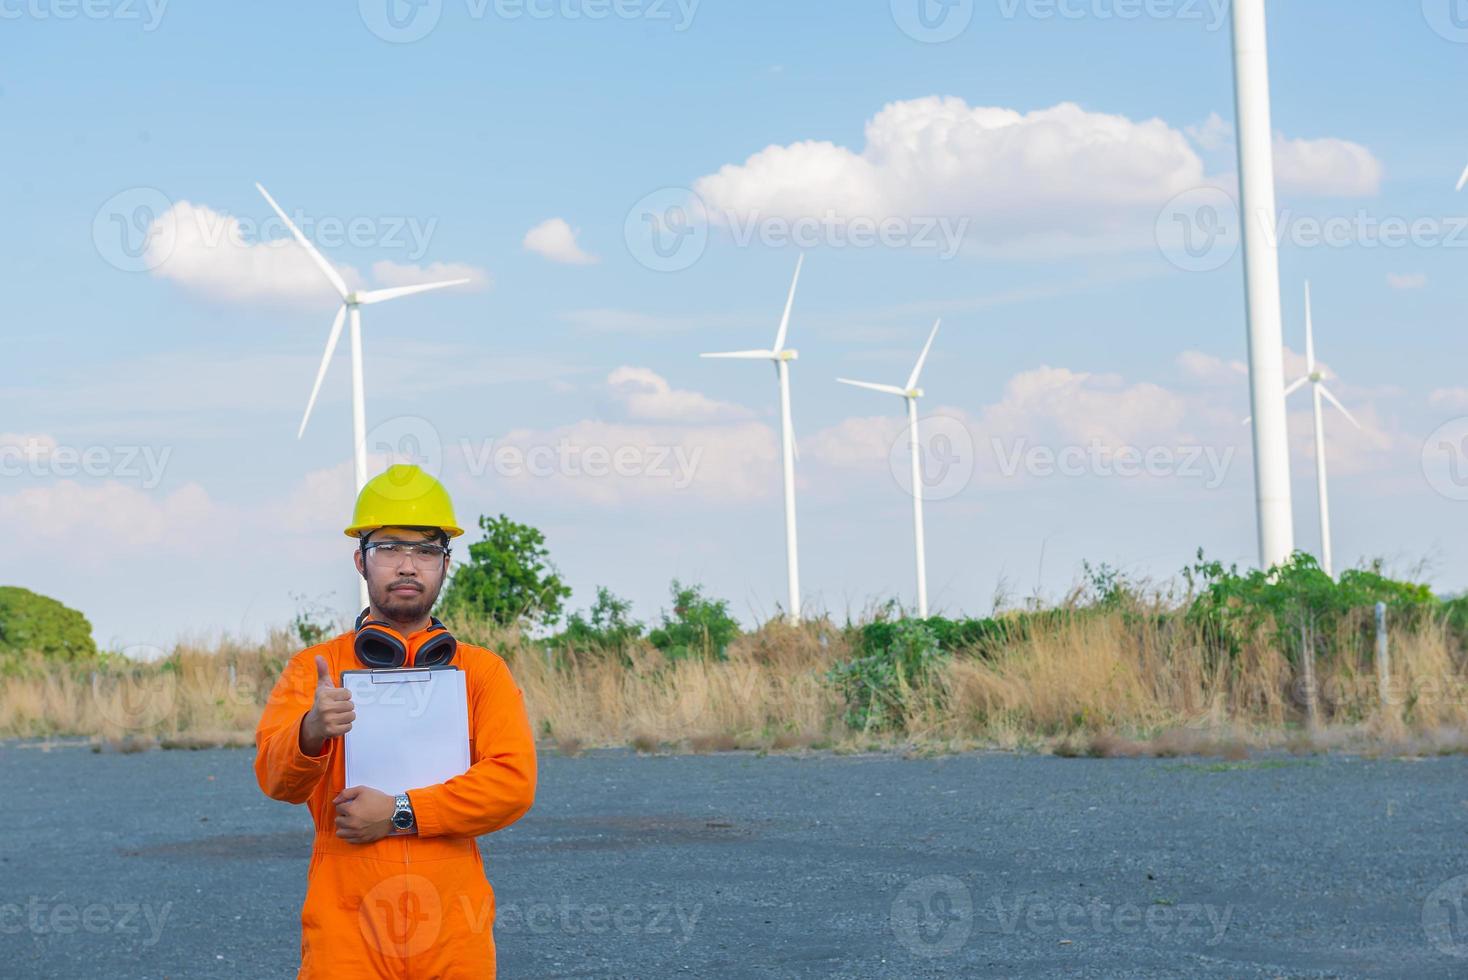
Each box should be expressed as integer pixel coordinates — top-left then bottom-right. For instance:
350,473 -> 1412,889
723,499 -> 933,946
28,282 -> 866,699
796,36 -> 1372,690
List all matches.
3,519 -> 1467,758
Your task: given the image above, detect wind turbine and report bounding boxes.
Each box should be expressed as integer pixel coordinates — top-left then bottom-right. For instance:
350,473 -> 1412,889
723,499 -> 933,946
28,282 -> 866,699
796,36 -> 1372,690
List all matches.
1456,160 -> 1468,192
700,255 -> 805,623
836,320 -> 941,619
1288,283 -> 1361,578
1230,0 -> 1295,569
1243,283 -> 1361,577
255,182 -> 470,608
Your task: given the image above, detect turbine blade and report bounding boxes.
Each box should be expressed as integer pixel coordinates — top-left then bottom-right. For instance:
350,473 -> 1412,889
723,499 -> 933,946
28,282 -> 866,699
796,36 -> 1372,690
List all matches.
1319,386 -> 1362,430
836,378 -> 906,396
298,305 -> 347,439
357,278 -> 472,305
255,183 -> 350,299
701,350 -> 776,360
1458,161 -> 1468,192
772,254 -> 804,353
905,319 -> 941,391
1303,281 -> 1316,372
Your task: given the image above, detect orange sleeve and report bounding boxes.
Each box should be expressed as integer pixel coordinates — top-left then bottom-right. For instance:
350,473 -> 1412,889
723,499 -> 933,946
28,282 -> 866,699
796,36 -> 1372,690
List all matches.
407,655 -> 537,839
254,650 -> 333,805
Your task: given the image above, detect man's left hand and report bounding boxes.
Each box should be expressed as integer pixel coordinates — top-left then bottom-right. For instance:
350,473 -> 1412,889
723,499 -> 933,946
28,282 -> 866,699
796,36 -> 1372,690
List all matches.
333,786 -> 395,844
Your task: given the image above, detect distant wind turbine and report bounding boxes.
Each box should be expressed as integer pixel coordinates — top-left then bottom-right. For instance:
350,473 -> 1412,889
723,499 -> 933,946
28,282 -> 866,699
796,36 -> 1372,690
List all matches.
1291,283 -> 1360,578
701,256 -> 805,623
836,319 -> 941,619
255,182 -> 470,608
1244,283 -> 1361,577
1457,160 -> 1468,193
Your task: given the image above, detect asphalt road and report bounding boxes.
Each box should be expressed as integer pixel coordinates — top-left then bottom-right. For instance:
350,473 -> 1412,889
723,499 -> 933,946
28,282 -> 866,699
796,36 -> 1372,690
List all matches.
3,742 -> 1467,978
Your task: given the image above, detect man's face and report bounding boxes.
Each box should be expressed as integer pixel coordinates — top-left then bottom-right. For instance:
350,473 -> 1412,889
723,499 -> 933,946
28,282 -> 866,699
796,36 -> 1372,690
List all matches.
353,527 -> 450,623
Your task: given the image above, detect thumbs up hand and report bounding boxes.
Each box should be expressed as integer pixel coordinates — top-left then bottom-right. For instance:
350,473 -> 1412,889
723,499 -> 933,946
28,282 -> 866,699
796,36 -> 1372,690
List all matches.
300,654 -> 355,756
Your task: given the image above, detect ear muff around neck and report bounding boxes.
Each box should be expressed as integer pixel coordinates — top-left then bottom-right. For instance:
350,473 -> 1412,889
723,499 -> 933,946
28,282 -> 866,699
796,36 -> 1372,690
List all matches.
353,609 -> 458,669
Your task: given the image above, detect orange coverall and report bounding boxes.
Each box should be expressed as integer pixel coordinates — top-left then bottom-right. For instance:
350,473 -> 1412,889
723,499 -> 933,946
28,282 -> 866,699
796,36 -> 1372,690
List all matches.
254,629 -> 537,979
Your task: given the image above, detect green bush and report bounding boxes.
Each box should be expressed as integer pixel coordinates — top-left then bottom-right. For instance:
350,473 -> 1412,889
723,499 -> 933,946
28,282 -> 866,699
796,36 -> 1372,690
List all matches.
441,514 -> 572,628
829,618 -> 948,731
647,581 -> 740,660
0,586 -> 97,666
1184,551 -> 1440,664
561,586 -> 645,654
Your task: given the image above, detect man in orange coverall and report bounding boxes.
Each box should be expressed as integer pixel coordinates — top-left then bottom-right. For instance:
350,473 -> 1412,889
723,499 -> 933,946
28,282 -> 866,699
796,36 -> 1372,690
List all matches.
255,464 -> 537,979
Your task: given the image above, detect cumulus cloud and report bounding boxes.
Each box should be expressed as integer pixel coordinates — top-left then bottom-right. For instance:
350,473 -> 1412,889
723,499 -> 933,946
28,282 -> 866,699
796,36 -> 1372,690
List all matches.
605,367 -> 752,423
145,201 -> 489,305
694,97 -> 1207,253
1387,272 -> 1427,290
523,218 -> 599,265
1177,351 -> 1248,386
1183,113 -> 1383,197
1272,134 -> 1383,197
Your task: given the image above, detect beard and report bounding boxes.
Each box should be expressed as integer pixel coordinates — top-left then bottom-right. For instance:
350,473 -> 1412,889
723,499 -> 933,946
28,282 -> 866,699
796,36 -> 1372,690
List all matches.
367,574 -> 442,623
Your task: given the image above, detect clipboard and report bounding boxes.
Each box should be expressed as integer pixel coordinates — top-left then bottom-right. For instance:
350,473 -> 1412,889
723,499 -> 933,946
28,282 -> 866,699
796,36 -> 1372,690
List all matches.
341,665 -> 471,795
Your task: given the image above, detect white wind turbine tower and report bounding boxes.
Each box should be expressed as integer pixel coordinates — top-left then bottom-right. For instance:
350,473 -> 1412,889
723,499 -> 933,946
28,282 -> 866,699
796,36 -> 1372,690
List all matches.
701,256 -> 805,623
836,320 -> 941,619
256,182 -> 470,608
1231,0 -> 1295,569
1287,283 -> 1361,578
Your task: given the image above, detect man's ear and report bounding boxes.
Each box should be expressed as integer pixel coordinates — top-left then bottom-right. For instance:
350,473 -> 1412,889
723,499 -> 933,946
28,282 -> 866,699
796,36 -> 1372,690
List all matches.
354,549 -> 366,579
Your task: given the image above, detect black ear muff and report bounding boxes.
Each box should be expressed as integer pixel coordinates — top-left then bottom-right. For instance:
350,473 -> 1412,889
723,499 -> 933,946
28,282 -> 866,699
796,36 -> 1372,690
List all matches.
412,625 -> 457,668
353,608 -> 407,668
352,609 -> 457,668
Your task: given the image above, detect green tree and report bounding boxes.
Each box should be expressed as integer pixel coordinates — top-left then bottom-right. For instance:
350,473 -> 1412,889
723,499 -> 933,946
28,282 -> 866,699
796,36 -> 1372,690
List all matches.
647,580 -> 741,660
0,586 -> 97,664
441,514 -> 572,627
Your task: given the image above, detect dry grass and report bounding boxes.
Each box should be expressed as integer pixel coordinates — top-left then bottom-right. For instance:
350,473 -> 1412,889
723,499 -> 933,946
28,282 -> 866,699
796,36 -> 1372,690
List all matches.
3,610 -> 1466,756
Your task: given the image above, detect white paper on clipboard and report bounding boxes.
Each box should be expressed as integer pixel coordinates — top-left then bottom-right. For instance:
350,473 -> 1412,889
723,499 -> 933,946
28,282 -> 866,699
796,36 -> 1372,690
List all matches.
342,666 -> 471,795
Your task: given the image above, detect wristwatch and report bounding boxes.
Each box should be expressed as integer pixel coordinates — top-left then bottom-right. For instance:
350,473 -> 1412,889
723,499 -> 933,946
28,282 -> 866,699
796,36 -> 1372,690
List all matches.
391,793 -> 416,834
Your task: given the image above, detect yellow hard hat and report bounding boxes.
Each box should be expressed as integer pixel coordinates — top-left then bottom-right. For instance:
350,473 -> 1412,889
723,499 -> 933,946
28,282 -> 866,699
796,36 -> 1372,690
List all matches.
344,464 -> 465,539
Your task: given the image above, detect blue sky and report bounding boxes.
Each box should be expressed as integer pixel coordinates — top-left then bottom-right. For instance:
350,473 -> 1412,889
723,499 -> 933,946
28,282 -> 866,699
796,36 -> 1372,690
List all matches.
3,1 -> 1467,650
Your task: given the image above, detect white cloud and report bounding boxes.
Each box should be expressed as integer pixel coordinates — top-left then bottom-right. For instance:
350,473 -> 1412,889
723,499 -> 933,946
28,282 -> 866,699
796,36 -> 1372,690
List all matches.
146,201 -> 490,305
1388,272 -> 1428,290
522,218 -> 599,265
1185,112 -> 1234,153
0,480 -> 225,559
1272,134 -> 1383,197
1177,351 -> 1247,386
605,367 -> 752,423
370,260 -> 491,291
1182,114 -> 1383,197
695,98 -> 1211,253
1429,388 -> 1468,410
148,201 -> 350,305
